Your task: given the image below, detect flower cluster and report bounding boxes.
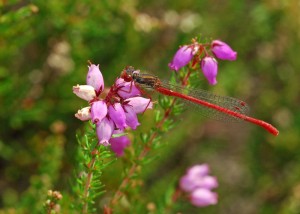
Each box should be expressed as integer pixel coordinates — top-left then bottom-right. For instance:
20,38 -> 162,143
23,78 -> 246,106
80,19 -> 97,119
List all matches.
168,40 -> 237,85
180,164 -> 218,207
73,64 -> 152,156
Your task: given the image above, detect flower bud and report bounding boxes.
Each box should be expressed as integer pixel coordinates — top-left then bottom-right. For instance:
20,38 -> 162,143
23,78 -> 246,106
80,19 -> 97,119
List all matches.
190,189 -> 218,207
96,117 -> 115,146
108,103 -> 127,130
211,40 -> 237,61
168,45 -> 194,71
109,130 -> 131,157
201,57 -> 218,85
86,64 -> 104,94
125,97 -> 153,114
91,100 -> 107,124
72,85 -> 96,101
75,107 -> 91,121
124,105 -> 140,130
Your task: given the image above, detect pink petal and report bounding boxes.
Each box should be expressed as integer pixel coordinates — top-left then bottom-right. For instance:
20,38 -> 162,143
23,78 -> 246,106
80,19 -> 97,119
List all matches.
125,97 -> 153,114
96,117 -> 115,146
91,100 -> 107,124
201,57 -> 218,85
168,45 -> 194,71
187,164 -> 210,177
109,130 -> 131,157
211,40 -> 237,61
179,175 -> 198,192
108,103 -> 127,130
116,78 -> 141,99
86,64 -> 104,94
190,188 -> 218,207
124,105 -> 140,130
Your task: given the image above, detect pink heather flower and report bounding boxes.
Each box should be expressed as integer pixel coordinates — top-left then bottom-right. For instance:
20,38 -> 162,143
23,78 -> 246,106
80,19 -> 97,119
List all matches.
180,175 -> 218,192
115,78 -> 141,99
109,130 -> 131,157
96,117 -> 115,146
124,105 -> 140,130
86,64 -> 104,94
190,188 -> 218,207
108,103 -> 127,130
72,85 -> 96,101
125,97 -> 153,114
91,100 -> 107,124
168,45 -> 194,71
180,164 -> 218,192
75,107 -> 91,121
180,164 -> 218,207
211,40 -> 237,61
201,57 -> 218,85
186,164 -> 210,177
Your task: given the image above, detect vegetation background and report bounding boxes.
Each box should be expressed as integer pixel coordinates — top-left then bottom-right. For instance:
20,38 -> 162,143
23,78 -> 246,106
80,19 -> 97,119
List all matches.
1,0 -> 299,213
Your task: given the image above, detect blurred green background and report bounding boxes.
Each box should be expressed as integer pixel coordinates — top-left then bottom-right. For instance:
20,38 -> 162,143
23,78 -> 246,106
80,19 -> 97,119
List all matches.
1,0 -> 300,213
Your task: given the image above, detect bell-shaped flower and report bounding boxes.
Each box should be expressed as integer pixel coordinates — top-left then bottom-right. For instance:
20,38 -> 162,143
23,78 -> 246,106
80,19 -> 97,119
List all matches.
168,45 -> 194,71
73,85 -> 96,101
108,103 -> 127,130
86,64 -> 104,94
186,164 -> 210,177
96,117 -> 115,146
179,163 -> 218,207
124,105 -> 140,130
116,78 -> 141,99
180,175 -> 218,193
180,164 -> 218,193
201,57 -> 218,85
190,188 -> 218,207
109,130 -> 131,157
125,97 -> 153,114
91,100 -> 107,124
211,40 -> 237,61
75,107 -> 91,121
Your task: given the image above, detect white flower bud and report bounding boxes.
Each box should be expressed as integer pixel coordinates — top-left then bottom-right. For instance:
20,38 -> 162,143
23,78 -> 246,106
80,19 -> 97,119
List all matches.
72,84 -> 96,101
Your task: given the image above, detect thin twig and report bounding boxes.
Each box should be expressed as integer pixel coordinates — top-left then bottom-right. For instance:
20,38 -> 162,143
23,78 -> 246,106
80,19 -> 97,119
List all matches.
82,148 -> 98,214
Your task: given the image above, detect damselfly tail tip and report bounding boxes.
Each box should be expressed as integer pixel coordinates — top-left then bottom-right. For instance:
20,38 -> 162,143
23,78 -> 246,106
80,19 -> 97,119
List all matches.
269,126 -> 279,136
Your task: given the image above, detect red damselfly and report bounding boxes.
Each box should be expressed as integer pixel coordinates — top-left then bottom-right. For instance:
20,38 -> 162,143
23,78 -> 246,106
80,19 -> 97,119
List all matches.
121,67 -> 279,136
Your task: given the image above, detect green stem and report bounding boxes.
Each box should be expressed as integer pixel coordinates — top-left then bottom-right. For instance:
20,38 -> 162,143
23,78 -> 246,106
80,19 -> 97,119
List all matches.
82,148 -> 98,214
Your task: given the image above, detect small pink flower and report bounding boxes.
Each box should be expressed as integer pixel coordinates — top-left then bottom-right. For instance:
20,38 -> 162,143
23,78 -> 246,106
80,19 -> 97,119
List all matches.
75,107 -> 91,121
168,45 -> 194,71
201,57 -> 218,85
125,97 -> 153,114
108,103 -> 127,130
109,130 -> 131,157
186,164 -> 210,177
124,105 -> 140,130
86,64 -> 104,94
115,78 -> 141,99
96,117 -> 115,146
211,40 -> 237,61
91,100 -> 107,124
190,188 -> 218,207
72,85 -> 96,101
180,164 -> 218,207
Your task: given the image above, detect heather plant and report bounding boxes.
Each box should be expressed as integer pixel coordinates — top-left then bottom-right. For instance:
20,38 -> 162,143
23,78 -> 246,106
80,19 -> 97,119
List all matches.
67,38 -> 253,213
2,1 -> 299,214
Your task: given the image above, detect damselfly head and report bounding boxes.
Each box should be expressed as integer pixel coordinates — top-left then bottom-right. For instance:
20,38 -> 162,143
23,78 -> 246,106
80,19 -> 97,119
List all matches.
121,66 -> 135,82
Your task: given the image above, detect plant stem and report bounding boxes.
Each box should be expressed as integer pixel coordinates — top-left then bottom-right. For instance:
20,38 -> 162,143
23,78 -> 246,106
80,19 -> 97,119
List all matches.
82,148 -> 98,214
